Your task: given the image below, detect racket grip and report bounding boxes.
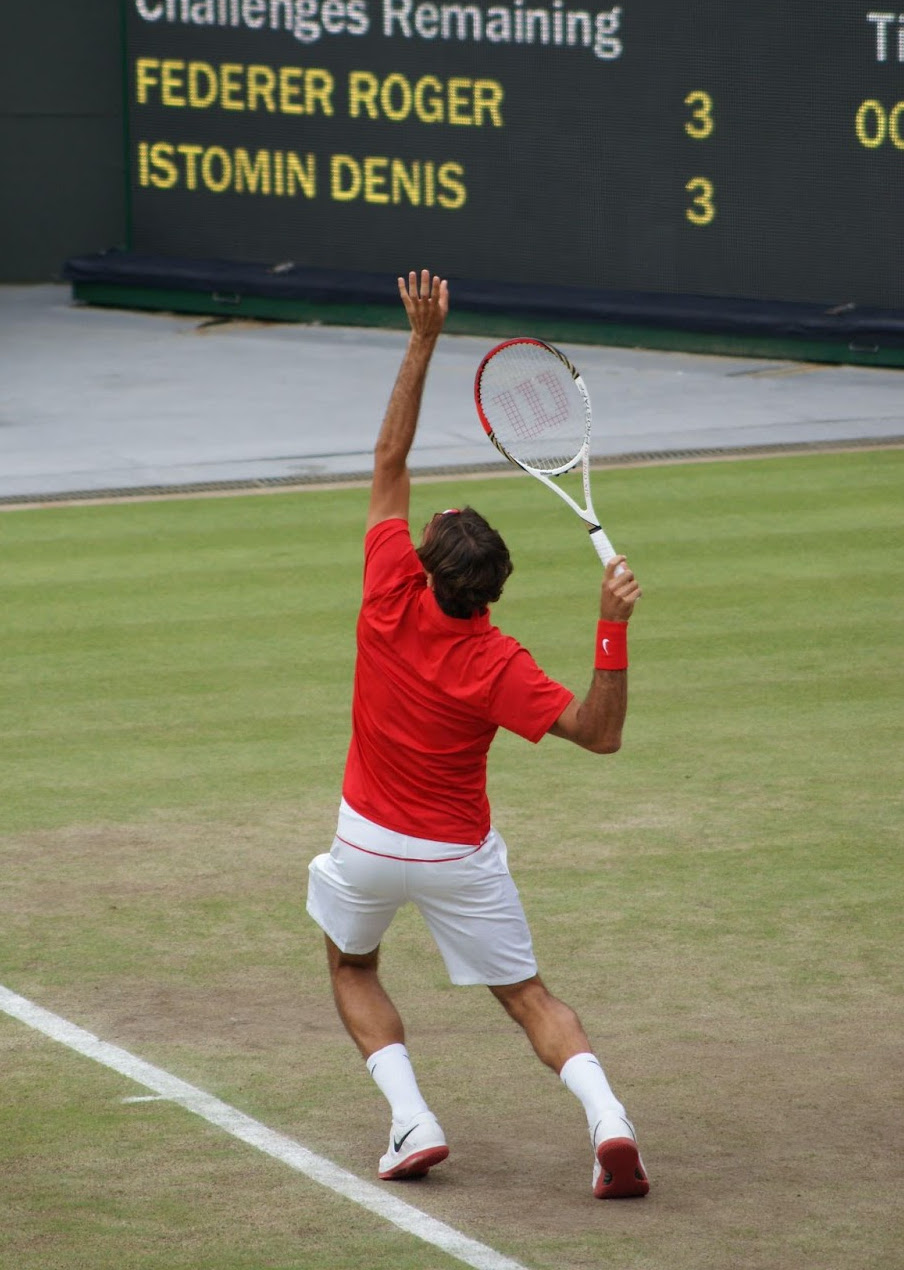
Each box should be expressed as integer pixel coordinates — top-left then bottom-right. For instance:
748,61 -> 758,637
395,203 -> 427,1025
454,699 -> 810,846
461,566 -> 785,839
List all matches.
588,525 -> 624,573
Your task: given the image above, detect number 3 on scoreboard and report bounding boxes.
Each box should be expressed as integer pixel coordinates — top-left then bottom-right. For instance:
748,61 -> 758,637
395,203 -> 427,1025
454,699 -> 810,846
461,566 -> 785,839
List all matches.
684,90 -> 714,140
685,176 -> 716,225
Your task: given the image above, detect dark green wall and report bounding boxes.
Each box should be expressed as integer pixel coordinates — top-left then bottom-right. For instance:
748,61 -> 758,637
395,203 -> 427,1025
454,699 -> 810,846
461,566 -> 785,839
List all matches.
0,1 -> 125,282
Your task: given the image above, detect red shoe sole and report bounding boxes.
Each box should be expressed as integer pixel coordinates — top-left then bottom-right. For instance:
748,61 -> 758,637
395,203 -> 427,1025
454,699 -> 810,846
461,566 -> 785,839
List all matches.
379,1144 -> 449,1180
594,1137 -> 650,1199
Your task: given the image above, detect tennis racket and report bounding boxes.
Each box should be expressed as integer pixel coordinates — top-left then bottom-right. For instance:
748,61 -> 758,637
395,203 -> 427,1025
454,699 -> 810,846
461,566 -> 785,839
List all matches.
474,338 -> 619,567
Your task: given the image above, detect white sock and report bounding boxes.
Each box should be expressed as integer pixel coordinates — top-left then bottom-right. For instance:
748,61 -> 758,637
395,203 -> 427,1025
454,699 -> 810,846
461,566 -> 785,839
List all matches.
559,1052 -> 626,1133
365,1043 -> 430,1125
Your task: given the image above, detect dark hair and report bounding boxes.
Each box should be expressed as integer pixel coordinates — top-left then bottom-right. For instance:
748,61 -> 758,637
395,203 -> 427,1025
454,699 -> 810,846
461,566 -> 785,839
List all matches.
416,506 -> 514,619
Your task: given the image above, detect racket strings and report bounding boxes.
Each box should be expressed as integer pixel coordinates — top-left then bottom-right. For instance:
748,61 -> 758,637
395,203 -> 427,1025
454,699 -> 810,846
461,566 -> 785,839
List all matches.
493,370 -> 570,442
477,343 -> 587,472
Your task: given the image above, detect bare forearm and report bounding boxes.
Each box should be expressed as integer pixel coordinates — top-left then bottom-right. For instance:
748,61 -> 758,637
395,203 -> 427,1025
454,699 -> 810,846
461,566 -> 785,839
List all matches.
547,555 -> 640,753
571,669 -> 627,754
366,272 -> 448,529
374,333 -> 438,472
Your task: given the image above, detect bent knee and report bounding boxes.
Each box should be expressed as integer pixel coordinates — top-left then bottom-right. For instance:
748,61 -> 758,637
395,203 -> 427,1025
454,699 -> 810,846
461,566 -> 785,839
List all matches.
326,936 -> 380,976
490,975 -> 551,1015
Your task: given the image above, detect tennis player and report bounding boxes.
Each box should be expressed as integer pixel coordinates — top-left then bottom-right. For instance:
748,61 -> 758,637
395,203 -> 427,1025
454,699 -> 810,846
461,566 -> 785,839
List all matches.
307,270 -> 648,1200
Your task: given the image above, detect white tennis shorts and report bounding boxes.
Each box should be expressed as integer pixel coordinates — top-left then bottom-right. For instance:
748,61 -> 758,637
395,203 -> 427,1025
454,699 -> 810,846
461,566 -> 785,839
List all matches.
306,800 -> 538,986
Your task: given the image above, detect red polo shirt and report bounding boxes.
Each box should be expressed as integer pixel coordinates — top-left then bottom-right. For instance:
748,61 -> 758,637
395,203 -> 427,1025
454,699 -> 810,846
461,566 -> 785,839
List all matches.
342,519 -> 573,844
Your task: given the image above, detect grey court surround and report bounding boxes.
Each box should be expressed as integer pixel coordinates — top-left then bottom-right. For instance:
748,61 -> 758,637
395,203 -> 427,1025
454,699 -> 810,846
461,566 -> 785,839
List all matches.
1,285 -> 901,503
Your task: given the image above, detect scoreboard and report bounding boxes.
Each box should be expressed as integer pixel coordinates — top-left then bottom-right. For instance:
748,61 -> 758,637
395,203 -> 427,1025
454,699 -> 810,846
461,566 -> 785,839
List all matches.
124,1 -> 904,311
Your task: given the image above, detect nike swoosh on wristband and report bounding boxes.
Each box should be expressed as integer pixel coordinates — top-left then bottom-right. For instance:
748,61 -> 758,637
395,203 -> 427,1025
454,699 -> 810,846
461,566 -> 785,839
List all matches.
602,639 -> 611,654
392,1124 -> 419,1153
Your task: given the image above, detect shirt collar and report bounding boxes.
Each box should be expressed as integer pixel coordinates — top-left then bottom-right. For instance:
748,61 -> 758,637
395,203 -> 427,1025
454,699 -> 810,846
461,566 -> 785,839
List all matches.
419,586 -> 491,632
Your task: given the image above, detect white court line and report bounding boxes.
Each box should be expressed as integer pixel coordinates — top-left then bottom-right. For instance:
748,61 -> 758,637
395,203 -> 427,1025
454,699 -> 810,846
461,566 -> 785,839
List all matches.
0,984 -> 529,1270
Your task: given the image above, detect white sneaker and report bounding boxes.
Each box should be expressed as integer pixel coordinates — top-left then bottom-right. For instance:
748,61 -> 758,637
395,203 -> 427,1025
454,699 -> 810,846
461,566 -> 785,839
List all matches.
378,1111 -> 449,1181
591,1111 -> 650,1199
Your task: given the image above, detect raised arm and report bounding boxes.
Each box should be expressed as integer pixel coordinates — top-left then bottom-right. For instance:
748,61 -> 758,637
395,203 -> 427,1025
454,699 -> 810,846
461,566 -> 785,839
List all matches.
547,555 -> 642,753
366,270 -> 449,531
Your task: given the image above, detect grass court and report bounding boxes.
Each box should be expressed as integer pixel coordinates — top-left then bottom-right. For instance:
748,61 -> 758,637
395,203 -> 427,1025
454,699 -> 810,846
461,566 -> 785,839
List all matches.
1,448 -> 901,1269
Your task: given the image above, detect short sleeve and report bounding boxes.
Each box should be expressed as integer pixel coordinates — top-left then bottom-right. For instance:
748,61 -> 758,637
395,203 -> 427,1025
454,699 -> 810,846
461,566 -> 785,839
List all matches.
487,649 -> 574,743
363,519 -> 424,601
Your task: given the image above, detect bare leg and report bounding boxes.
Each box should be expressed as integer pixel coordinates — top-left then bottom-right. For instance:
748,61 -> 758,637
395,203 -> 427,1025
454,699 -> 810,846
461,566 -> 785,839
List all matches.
325,936 -> 447,1177
490,974 -> 591,1071
325,936 -> 404,1059
491,973 -> 648,1198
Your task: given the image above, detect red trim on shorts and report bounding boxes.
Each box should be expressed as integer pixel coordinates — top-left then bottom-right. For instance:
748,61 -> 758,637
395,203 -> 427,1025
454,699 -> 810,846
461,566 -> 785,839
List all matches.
336,833 -> 488,864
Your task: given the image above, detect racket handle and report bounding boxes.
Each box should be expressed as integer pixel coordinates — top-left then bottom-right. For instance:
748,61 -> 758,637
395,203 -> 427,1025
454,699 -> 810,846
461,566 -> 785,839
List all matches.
588,525 -> 624,572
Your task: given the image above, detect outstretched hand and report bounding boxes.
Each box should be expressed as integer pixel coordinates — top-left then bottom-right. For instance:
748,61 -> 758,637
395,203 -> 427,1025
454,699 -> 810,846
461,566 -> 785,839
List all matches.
398,270 -> 449,342
599,555 -> 642,621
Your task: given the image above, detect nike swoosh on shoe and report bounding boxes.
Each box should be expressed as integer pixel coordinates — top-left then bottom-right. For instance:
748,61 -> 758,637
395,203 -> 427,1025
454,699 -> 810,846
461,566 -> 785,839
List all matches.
392,1124 -> 419,1153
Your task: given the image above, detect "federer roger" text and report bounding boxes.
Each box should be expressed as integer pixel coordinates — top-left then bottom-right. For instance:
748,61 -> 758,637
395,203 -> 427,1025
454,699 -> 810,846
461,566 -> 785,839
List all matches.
134,58 -> 504,125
